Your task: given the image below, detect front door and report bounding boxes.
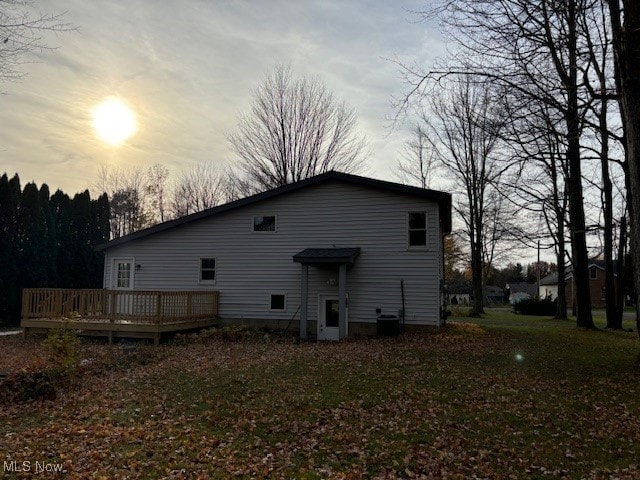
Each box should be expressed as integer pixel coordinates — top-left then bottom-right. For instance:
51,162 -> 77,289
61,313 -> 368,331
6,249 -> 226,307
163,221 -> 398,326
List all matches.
318,295 -> 342,341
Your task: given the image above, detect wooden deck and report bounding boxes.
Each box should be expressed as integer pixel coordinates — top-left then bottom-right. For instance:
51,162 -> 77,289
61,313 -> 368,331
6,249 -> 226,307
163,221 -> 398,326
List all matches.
21,288 -> 220,344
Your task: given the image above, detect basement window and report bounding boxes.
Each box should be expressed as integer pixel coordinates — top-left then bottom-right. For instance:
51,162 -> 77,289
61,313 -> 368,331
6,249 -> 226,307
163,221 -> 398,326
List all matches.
270,293 -> 286,311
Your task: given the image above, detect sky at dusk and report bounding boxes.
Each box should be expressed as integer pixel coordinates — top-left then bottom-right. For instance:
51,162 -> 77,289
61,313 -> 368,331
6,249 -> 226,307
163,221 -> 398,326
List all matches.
0,0 -> 445,196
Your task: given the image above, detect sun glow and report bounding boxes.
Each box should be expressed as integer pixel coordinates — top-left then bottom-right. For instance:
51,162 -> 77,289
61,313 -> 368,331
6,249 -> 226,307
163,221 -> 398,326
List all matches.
92,96 -> 137,146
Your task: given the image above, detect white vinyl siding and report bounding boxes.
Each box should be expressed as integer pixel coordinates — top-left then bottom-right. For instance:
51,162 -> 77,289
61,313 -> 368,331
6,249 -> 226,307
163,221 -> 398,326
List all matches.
104,182 -> 444,326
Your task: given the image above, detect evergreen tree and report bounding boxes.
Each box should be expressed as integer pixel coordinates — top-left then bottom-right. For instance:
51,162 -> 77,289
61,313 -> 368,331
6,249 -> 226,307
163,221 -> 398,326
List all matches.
18,182 -> 48,288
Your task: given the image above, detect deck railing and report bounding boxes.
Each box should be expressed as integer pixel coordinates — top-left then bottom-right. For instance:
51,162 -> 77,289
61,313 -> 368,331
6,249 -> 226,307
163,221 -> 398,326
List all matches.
21,288 -> 219,325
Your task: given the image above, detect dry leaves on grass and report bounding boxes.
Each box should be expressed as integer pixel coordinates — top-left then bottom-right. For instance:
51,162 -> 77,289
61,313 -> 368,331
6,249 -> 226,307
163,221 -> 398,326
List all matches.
1,327 -> 639,479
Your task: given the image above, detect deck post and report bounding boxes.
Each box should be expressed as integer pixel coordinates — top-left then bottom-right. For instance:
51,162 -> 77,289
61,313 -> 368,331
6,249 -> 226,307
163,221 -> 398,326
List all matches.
156,293 -> 163,324
300,264 -> 309,339
338,264 -> 347,340
110,291 -> 117,319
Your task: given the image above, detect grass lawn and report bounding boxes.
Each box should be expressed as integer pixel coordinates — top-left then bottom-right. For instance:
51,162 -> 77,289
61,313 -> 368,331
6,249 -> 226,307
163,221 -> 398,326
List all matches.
1,312 -> 640,479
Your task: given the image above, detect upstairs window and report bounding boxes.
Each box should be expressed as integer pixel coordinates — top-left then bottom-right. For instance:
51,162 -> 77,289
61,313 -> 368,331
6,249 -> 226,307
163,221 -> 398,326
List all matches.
200,258 -> 216,282
408,212 -> 427,247
253,215 -> 276,232
590,268 -> 598,280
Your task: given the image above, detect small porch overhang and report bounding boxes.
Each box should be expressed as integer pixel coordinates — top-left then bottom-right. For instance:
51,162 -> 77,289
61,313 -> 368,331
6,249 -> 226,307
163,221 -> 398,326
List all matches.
293,248 -> 361,340
293,247 -> 361,267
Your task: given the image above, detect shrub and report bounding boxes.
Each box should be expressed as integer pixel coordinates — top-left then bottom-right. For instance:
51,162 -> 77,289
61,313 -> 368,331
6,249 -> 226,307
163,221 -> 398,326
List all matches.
43,320 -> 80,380
513,297 -> 557,316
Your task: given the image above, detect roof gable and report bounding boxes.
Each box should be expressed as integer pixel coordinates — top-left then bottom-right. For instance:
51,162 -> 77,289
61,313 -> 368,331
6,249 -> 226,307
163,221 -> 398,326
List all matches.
97,171 -> 452,251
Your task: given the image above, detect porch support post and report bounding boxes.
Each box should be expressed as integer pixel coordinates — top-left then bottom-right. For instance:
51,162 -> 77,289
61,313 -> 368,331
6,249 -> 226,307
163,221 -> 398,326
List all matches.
338,264 -> 347,339
300,264 -> 309,339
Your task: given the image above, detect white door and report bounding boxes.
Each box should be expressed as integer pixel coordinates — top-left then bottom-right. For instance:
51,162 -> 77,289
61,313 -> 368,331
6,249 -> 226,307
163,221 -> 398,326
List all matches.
318,295 -> 341,341
111,258 -> 134,315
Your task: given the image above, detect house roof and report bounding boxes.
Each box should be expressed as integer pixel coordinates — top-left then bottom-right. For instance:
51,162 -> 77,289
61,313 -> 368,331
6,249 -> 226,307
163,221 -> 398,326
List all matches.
507,282 -> 538,296
539,272 -> 559,286
97,171 -> 452,251
293,248 -> 361,266
538,260 -> 616,286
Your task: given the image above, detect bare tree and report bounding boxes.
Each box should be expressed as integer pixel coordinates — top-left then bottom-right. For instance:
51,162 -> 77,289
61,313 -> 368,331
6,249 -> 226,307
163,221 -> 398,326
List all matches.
421,75 -> 508,316
0,0 -> 72,82
396,124 -> 435,188
605,0 -> 640,334
146,163 -> 169,224
170,163 -> 224,218
228,65 -> 367,195
500,93 -> 571,319
399,0 -> 597,328
94,165 -> 149,238
581,2 -> 628,328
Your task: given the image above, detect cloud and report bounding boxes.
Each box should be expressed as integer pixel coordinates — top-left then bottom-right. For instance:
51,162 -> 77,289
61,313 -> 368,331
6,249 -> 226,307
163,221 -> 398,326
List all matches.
0,0 -> 445,193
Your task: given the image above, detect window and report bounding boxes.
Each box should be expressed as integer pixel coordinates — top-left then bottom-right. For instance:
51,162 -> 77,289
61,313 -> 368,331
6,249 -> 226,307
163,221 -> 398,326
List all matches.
200,258 -> 216,282
253,215 -> 276,232
115,261 -> 132,289
408,212 -> 427,247
270,293 -> 286,311
601,287 -> 606,301
590,268 -> 598,280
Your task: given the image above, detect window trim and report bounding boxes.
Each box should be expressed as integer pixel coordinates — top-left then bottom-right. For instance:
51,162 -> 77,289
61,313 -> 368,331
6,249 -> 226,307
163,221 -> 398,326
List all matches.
199,257 -> 217,284
252,215 -> 277,233
407,211 -> 428,249
269,292 -> 287,312
112,257 -> 134,290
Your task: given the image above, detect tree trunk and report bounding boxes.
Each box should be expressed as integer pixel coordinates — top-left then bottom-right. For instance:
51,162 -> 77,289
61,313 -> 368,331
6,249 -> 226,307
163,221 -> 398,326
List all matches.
598,97 -> 619,329
556,244 -> 568,320
471,251 -> 485,316
566,0 -> 595,329
607,0 -> 640,335
614,216 -> 627,329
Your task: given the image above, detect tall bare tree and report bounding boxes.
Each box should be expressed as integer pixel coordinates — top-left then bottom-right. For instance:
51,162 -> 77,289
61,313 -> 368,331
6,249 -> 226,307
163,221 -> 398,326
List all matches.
501,95 -> 571,319
421,75 -> 508,316
228,65 -> 367,195
94,165 -> 149,238
400,0 -> 597,328
146,163 -> 169,224
605,0 -> 640,333
0,0 -> 71,82
396,124 -> 435,188
170,163 -> 224,218
581,3 -> 627,329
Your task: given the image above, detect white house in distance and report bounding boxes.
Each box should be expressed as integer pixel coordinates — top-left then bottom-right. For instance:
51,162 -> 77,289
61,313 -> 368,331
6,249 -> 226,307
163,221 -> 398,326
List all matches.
97,171 -> 452,340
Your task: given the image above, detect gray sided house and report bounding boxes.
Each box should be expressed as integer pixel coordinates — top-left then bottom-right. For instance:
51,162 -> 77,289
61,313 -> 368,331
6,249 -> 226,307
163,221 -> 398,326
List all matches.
98,171 -> 452,340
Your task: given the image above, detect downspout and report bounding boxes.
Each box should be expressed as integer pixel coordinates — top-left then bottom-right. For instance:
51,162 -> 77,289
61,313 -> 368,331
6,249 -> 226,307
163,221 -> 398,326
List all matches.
400,280 -> 406,332
442,232 -> 448,324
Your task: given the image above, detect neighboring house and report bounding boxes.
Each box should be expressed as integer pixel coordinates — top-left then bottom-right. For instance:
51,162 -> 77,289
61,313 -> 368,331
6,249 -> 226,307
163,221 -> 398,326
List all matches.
485,286 -> 505,305
97,171 -> 452,340
507,282 -> 538,304
538,260 -> 612,308
539,272 -> 560,301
